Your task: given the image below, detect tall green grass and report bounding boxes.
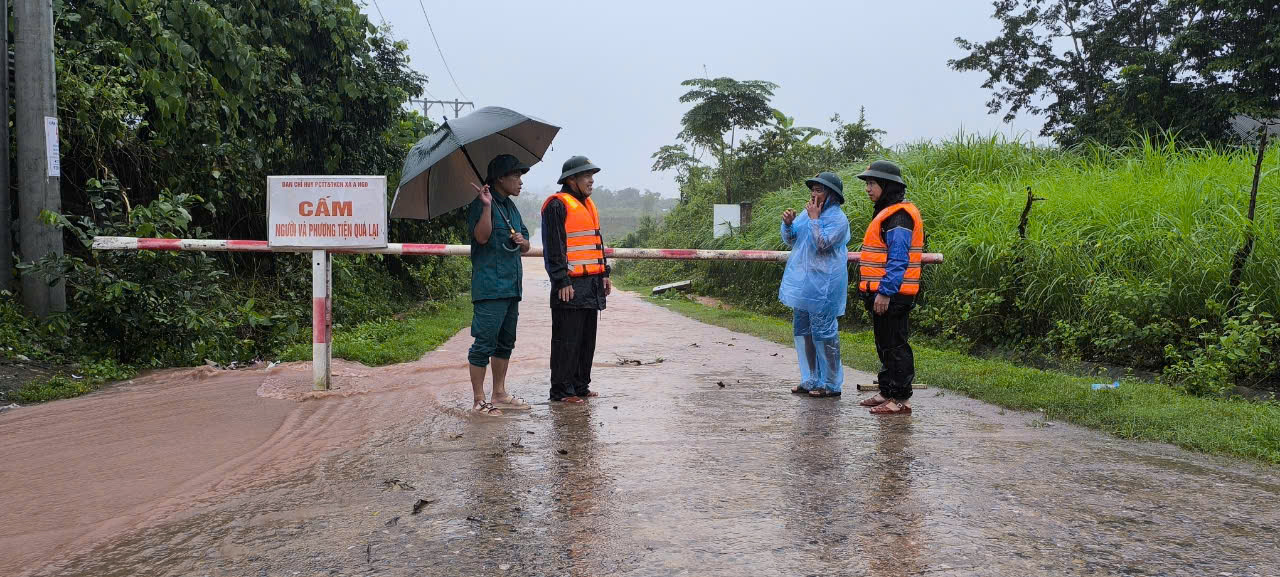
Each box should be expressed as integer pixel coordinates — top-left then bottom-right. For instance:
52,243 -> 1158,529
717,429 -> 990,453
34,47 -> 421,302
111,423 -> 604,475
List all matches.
618,134 -> 1280,393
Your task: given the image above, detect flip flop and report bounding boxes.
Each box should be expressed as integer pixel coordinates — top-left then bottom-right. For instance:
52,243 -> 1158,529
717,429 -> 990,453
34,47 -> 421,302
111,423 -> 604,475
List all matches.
808,389 -> 842,398
869,402 -> 912,415
492,395 -> 531,410
791,386 -> 810,395
553,396 -> 585,404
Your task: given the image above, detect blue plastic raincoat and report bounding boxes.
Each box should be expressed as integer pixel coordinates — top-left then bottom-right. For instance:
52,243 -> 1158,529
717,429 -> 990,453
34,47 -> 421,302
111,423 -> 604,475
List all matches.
779,201 -> 851,394
779,204 -> 851,316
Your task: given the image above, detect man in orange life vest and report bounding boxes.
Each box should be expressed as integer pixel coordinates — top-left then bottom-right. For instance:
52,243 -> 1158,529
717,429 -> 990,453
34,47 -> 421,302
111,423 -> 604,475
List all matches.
541,156 -> 611,403
855,161 -> 924,415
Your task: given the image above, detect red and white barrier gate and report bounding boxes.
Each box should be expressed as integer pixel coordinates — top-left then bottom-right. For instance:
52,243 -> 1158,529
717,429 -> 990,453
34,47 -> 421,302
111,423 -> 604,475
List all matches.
92,236 -> 944,389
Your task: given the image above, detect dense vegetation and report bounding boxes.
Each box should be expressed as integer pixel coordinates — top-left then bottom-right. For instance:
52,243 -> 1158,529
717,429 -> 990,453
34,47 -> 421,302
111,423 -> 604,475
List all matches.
2,0 -> 469,385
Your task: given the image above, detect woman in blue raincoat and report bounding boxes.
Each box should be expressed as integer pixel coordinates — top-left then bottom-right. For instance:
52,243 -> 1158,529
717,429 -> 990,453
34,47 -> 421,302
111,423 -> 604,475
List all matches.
779,171 -> 851,398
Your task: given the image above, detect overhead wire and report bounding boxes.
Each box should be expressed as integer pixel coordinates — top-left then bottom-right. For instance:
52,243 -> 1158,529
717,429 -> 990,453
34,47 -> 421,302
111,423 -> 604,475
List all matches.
415,0 -> 471,102
369,0 -> 388,27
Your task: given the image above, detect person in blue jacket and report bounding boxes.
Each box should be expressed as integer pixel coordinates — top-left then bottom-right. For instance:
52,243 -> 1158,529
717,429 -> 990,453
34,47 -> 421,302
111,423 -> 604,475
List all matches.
855,160 -> 922,415
779,171 -> 851,398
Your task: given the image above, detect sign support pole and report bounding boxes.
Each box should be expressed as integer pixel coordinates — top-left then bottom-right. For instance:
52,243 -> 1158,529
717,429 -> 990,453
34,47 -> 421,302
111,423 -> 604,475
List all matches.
312,249 -> 332,390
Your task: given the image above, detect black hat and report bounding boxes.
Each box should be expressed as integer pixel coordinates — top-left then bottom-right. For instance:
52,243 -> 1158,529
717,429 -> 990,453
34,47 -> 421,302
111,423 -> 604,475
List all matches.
486,154 -> 530,184
855,160 -> 905,186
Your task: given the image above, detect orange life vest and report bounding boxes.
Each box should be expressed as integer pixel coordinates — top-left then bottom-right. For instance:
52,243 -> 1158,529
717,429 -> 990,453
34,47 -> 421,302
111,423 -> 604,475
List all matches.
543,192 -> 606,277
858,202 -> 924,296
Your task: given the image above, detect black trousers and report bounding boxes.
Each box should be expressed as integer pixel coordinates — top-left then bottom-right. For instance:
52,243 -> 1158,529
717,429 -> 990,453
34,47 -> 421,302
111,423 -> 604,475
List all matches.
549,308 -> 599,400
865,297 -> 915,400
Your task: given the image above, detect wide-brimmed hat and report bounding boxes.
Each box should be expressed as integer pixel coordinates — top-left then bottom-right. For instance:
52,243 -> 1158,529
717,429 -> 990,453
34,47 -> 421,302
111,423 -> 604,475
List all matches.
557,155 -> 601,184
855,160 -> 905,186
804,171 -> 845,203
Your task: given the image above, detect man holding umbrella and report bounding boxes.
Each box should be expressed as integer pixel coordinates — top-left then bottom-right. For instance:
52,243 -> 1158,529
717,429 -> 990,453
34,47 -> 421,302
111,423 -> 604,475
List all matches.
465,154 -> 533,416
542,156 -> 611,403
388,106 -> 562,414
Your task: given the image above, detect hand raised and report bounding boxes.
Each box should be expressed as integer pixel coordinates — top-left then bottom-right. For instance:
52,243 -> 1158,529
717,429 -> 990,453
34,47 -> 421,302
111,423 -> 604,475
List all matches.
470,182 -> 492,206
805,195 -> 821,219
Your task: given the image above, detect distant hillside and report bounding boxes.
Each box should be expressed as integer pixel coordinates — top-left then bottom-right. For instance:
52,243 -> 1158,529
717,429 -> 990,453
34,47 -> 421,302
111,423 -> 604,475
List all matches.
512,186 -> 678,243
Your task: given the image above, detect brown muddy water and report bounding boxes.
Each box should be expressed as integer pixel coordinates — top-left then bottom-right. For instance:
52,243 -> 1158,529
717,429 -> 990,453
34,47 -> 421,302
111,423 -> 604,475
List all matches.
2,266 -> 1276,577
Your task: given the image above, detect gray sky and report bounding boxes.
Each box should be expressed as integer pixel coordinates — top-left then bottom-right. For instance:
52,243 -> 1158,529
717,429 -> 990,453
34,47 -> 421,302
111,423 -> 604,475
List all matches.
364,0 -> 1045,197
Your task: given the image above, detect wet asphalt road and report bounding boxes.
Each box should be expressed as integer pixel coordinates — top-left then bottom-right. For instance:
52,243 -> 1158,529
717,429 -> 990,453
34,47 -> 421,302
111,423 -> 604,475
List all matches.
14,267 -> 1280,577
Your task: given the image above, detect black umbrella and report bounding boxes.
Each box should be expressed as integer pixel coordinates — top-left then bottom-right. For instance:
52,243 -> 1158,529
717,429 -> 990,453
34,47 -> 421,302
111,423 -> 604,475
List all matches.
390,106 -> 560,220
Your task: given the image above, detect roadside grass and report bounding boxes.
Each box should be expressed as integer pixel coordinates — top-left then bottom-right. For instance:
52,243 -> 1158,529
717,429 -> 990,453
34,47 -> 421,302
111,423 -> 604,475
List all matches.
6,294 -> 473,406
7,359 -> 136,404
278,293 -> 472,366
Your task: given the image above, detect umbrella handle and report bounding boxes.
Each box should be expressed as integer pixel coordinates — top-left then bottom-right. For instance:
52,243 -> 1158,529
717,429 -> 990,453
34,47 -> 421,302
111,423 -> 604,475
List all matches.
493,205 -> 523,253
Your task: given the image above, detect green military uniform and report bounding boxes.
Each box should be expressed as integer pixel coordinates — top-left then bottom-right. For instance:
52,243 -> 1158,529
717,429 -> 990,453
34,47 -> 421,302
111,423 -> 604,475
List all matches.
466,155 -> 530,368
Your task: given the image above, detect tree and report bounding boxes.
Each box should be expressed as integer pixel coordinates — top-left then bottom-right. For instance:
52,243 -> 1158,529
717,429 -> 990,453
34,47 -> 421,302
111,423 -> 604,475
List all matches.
672,77 -> 778,203
650,144 -> 704,200
949,0 -> 1235,147
23,0 -> 458,365
766,109 -> 823,152
830,107 -> 886,161
1175,0 -> 1280,123
55,0 -> 431,240
1176,1 -> 1280,302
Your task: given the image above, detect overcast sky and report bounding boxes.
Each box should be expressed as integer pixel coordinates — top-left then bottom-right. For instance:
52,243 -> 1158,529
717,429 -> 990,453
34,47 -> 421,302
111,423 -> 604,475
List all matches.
363,0 -> 1046,197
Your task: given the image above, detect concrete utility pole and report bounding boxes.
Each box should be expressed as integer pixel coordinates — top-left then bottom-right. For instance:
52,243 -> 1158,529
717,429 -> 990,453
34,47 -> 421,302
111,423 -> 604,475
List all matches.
410,98 -> 474,119
14,0 -> 64,316
0,0 -> 12,294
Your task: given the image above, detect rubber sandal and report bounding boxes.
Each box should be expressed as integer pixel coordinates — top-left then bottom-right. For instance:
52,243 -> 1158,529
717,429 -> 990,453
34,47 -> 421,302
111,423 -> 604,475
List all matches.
580,391 -> 599,398
859,395 -> 888,407
553,396 -> 584,404
472,401 -> 503,416
869,402 -> 911,415
807,389 -> 842,398
492,395 -> 531,410
791,386 -> 810,395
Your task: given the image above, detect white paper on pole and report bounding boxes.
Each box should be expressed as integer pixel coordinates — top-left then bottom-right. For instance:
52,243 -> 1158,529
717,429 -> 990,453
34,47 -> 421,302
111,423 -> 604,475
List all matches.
44,116 -> 60,178
268,176 -> 389,248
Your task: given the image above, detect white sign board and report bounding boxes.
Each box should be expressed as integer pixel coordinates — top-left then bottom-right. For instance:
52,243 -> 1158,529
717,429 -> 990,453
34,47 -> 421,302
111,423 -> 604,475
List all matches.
268,176 -> 388,248
713,204 -> 741,238
44,116 -> 60,178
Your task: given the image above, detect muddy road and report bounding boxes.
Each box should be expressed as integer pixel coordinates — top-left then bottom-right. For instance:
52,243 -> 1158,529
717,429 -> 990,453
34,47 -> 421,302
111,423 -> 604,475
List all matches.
2,265 -> 1277,576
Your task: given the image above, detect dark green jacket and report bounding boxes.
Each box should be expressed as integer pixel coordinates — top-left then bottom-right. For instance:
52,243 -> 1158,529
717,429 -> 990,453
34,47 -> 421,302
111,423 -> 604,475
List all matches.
466,191 -> 529,302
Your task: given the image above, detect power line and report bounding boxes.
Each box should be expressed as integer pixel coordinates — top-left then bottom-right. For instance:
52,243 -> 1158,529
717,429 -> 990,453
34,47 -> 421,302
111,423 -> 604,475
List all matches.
368,0 -> 386,27
415,0 -> 470,101
362,2 -> 437,103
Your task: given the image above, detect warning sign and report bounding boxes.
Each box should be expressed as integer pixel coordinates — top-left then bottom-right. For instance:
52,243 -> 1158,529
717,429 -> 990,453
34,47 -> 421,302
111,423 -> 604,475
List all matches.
268,176 -> 388,248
